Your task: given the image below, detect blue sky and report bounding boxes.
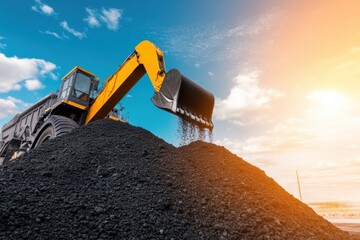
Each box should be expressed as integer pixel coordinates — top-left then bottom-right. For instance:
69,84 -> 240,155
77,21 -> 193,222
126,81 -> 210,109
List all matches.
1,1 -> 360,203
0,0 -> 271,144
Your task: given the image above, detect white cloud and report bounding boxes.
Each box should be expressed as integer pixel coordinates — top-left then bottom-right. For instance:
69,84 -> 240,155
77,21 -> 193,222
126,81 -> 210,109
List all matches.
40,30 -> 63,40
40,4 -> 54,15
0,97 -> 30,118
215,70 -> 282,123
84,8 -> 101,28
153,11 -> 279,62
0,36 -> 6,49
226,12 -> 278,37
84,7 -> 123,31
32,0 -> 55,16
216,90 -> 360,157
25,79 -> 45,91
216,127 -> 312,156
100,8 -> 122,31
304,157 -> 360,179
0,98 -> 17,118
0,53 -> 56,92
60,21 -> 86,40
208,71 -> 214,77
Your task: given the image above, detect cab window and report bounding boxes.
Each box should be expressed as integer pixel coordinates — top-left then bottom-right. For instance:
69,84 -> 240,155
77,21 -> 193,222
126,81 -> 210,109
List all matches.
60,74 -> 74,99
73,72 -> 91,101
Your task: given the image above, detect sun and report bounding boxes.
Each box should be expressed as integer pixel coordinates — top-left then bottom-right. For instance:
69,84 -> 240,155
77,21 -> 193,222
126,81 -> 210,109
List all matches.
307,90 -> 347,108
307,90 -> 351,118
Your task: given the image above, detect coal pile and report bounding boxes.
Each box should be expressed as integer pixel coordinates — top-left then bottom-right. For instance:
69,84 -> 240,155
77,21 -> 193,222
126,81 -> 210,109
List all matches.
0,119 -> 357,239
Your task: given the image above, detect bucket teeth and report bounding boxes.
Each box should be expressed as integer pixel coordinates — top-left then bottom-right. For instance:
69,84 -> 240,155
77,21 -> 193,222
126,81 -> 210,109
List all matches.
176,107 -> 213,129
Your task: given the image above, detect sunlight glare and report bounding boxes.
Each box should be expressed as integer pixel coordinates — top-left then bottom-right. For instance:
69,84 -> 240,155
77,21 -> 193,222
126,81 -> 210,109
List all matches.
306,90 -> 352,120
307,91 -> 347,108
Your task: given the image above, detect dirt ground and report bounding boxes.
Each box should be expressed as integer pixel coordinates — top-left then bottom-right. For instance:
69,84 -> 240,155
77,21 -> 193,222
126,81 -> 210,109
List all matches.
332,223 -> 360,238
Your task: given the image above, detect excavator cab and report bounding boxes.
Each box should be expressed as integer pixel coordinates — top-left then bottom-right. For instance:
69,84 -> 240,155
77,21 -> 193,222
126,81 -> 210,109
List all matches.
58,66 -> 98,109
152,69 -> 214,129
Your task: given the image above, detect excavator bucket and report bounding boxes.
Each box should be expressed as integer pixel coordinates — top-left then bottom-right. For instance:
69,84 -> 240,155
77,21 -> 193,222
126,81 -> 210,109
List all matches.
152,69 -> 214,129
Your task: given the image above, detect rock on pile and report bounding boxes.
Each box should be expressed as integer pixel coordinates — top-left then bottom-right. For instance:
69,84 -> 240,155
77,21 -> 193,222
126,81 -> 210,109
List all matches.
0,119 -> 356,239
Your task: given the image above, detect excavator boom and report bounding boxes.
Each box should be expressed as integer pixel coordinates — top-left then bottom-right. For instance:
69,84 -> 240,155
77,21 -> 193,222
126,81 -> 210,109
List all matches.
86,40 -> 214,129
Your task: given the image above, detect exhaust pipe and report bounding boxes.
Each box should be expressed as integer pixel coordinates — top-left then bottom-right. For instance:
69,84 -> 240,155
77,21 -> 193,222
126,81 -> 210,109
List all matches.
152,69 -> 214,129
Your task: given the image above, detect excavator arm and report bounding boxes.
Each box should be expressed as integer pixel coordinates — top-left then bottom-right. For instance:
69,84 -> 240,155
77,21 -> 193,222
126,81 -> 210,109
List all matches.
85,40 -> 214,129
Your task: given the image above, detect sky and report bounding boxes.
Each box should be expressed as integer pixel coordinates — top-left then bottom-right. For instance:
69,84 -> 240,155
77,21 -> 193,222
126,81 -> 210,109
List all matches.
1,1 -> 360,202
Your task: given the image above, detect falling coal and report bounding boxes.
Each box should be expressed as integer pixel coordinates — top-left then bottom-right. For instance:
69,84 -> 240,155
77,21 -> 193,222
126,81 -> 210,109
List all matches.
177,118 -> 213,146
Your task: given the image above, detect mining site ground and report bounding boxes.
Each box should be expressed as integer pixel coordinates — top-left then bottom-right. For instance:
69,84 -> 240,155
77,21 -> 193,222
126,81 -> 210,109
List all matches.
309,202 -> 360,237
0,119 -> 359,239
333,223 -> 360,237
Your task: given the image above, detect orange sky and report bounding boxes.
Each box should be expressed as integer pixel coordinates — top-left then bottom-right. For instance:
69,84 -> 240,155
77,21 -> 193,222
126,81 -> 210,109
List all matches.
216,1 -> 360,202
261,1 -> 360,201
265,1 -> 360,94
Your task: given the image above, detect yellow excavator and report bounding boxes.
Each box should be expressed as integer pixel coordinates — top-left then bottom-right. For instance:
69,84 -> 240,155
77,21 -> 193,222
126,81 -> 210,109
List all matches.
0,40 -> 214,164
